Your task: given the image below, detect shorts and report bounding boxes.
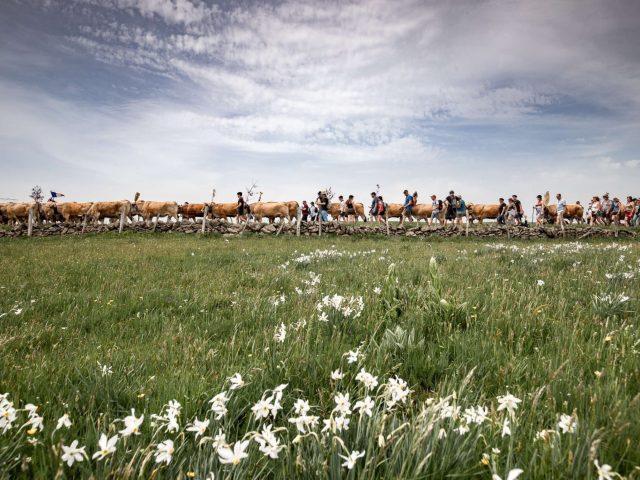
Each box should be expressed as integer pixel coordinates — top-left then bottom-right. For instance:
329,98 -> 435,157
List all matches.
456,211 -> 465,217
236,207 -> 244,215
431,211 -> 439,219
347,208 -> 356,215
404,206 -> 413,215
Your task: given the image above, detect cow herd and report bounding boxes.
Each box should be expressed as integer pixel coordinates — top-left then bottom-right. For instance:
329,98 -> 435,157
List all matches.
0,196 -> 600,227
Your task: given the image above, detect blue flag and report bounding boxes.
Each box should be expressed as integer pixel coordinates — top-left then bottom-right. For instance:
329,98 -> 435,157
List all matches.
50,191 -> 65,198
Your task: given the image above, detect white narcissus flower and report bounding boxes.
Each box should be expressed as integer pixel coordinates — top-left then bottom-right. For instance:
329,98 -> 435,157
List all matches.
292,399 -> 310,416
536,280 -> 545,287
119,409 -> 144,437
492,469 -> 523,480
333,393 -> 352,416
274,322 -> 287,343
154,439 -> 175,465
186,417 -> 210,438
252,399 -> 273,420
496,393 -> 521,417
218,440 -> 250,466
209,392 -> 230,420
92,434 -> 118,460
229,373 -> 244,390
61,440 -> 87,467
340,450 -> 365,470
55,414 -> 72,431
354,396 -> 374,417
501,418 -> 511,437
558,414 -> 577,434
355,368 -> 379,390
331,369 -> 344,380
594,460 -> 616,480
373,286 -> 382,295
254,424 -> 284,459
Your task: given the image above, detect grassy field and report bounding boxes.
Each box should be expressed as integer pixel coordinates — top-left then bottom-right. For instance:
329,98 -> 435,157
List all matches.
0,234 -> 638,479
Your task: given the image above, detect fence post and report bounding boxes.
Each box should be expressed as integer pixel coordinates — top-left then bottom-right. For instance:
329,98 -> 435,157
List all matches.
276,218 -> 285,236
119,208 -> 126,233
465,212 -> 469,237
318,214 -> 322,236
153,213 -> 159,232
28,208 -> 33,237
385,211 -> 389,236
201,205 -> 209,234
296,208 -> 301,237
81,214 -> 87,234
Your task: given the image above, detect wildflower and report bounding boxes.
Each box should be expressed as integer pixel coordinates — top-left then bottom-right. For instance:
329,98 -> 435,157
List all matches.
346,348 -> 362,364
385,376 -> 411,408
288,414 -> 319,433
333,415 -> 350,432
14,308 -> 23,315
186,418 -> 210,438
252,399 -> 273,420
463,405 -> 489,425
340,450 -> 365,470
92,434 -> 118,460
355,368 -> 379,390
501,418 -> 511,437
293,399 -> 310,416
274,323 -> 287,343
456,424 -> 470,435
55,414 -> 72,431
318,312 -> 329,322
331,369 -> 344,380
481,453 -> 490,465
438,428 -> 447,439
0,396 -> 17,433
594,370 -> 603,379
97,362 -> 113,377
218,440 -> 250,466
25,414 -> 44,432
594,460 -> 616,480
212,429 -> 227,450
492,469 -> 523,480
119,409 -> 144,437
254,424 -> 284,459
373,286 -> 382,295
558,414 -> 577,434
209,392 -> 230,420
496,393 -> 521,417
333,393 -> 352,416
61,440 -> 87,467
354,396 -> 374,417
536,280 -> 545,287
430,256 -> 437,269
229,373 -> 244,390
154,439 -> 175,465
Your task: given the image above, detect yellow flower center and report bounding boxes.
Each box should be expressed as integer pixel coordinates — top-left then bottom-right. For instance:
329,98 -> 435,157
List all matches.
232,457 -> 240,465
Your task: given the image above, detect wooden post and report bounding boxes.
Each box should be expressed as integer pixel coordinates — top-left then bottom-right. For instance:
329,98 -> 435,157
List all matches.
465,213 -> 469,237
201,205 -> 209,234
28,208 -> 33,237
119,208 -> 125,233
276,218 -> 285,236
385,210 -> 389,236
318,214 -> 322,236
81,214 -> 87,234
296,208 -> 301,237
153,213 -> 159,232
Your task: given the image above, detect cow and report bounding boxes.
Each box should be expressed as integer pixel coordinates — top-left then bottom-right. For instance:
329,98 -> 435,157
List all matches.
544,204 -> 584,223
178,203 -> 208,222
250,202 -> 291,223
285,201 -> 301,223
57,202 -> 93,223
87,201 -> 132,224
41,202 -> 64,224
467,203 -> 502,224
132,199 -> 179,225
327,202 -> 366,222
208,202 -> 238,222
3,202 -> 40,225
0,203 -> 10,224
411,203 -> 446,223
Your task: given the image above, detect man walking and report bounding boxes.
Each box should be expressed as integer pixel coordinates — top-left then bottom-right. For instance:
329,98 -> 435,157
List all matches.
369,192 -> 377,222
429,194 -> 440,225
556,193 -> 566,227
403,189 -> 415,223
236,191 -> 247,223
497,198 -> 507,225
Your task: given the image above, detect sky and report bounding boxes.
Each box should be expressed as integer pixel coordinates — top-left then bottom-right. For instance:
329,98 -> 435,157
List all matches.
1,0 -> 639,208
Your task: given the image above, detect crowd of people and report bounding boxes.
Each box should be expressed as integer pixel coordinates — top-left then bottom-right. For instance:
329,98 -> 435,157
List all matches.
236,189 -> 640,226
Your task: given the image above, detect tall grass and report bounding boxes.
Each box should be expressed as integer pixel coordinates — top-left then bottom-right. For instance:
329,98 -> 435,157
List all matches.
0,234 -> 638,478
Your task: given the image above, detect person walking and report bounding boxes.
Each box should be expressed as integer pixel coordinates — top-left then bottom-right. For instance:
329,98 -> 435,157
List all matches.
497,198 -> 507,225
236,191 -> 247,223
376,195 -> 387,224
309,201 -> 318,222
402,190 -> 415,223
556,193 -> 566,227
345,195 -> 357,223
369,192 -> 378,222
512,195 -> 523,225
534,195 -> 544,224
624,196 -> 635,226
301,200 -> 310,222
316,191 -> 329,223
429,194 -> 440,225
455,195 -> 466,225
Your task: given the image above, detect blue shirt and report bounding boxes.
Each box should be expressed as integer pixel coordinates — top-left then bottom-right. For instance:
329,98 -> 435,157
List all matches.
404,195 -> 413,207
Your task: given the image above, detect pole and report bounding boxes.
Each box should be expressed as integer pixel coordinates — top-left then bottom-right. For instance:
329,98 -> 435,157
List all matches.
153,212 -> 159,232
296,206 -> 301,237
276,218 -> 285,236
119,208 -> 125,233
465,212 -> 469,237
201,205 -> 209,234
81,214 -> 87,234
385,210 -> 389,236
28,208 -> 33,237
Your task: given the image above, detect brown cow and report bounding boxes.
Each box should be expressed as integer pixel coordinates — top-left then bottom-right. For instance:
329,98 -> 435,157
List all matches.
467,203 -> 502,224
0,203 -> 10,224
545,204 -> 584,223
328,202 -> 366,222
57,202 -> 93,223
3,202 -> 40,225
208,202 -> 238,221
132,200 -> 179,225
41,202 -> 64,223
87,201 -> 132,224
178,203 -> 208,221
250,202 -> 291,223
411,203 -> 446,223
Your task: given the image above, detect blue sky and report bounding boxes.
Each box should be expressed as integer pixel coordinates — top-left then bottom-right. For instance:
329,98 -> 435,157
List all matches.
1,0 -> 639,207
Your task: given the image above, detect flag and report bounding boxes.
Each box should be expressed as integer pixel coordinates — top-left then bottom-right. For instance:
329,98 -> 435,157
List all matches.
50,191 -> 65,198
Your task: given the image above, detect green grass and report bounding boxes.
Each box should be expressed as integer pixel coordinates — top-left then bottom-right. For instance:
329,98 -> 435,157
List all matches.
0,234 -> 638,479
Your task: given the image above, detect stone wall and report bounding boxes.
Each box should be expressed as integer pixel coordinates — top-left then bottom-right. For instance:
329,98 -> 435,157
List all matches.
0,220 -> 636,239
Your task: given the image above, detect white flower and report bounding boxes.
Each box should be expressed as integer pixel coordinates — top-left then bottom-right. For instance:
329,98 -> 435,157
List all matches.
274,322 -> 287,343
61,440 -> 87,467
55,414 -> 72,431
288,414 -> 319,433
438,428 -> 447,439
318,311 -> 329,322
254,424 -> 284,459
92,434 -> 118,460
594,459 -> 616,480
354,396 -> 374,417
385,376 -> 411,408
492,469 -> 523,480
218,440 -> 250,465
373,286 -> 382,295
97,362 -> 113,377
119,409 -> 144,437
209,392 -> 230,420
333,393 -> 352,416
355,368 -> 379,390
456,424 -> 470,435
340,450 -> 365,470
536,280 -> 545,287
212,429 -> 228,450
333,415 -> 350,432
0,398 -> 17,433
496,393 -> 521,417
25,414 -> 44,432
558,414 -> 577,434
331,369 -> 344,380
229,373 -> 244,390
14,308 -> 23,315
252,399 -> 273,420
346,349 -> 362,364
154,439 -> 175,465
501,418 -> 511,437
186,417 -> 210,438
293,399 -> 310,416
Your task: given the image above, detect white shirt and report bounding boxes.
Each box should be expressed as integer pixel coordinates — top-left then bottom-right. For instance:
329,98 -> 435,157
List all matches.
557,199 -> 566,213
